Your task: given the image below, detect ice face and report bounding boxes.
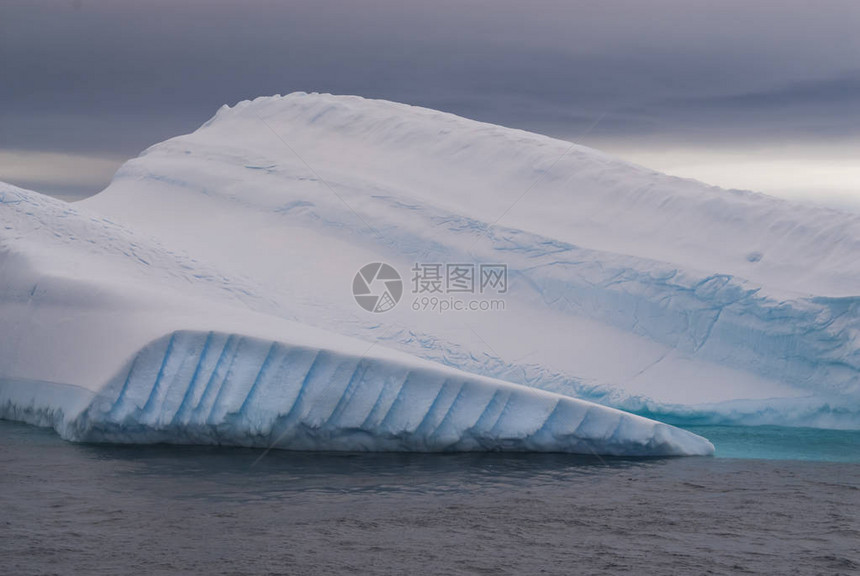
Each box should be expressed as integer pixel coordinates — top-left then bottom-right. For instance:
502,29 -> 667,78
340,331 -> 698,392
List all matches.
52,331 -> 713,456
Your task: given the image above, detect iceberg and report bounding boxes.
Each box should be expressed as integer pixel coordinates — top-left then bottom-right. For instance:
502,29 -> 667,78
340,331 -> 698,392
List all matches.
1,92 -> 858,454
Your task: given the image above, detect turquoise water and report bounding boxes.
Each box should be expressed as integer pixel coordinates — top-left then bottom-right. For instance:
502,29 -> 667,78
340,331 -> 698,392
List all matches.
688,425 -> 860,462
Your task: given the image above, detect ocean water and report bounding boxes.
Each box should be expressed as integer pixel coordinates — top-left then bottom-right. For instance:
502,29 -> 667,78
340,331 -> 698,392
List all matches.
1,420 -> 858,576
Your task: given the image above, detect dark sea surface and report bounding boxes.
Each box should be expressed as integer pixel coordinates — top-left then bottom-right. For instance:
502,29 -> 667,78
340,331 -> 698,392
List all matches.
1,420 -> 858,576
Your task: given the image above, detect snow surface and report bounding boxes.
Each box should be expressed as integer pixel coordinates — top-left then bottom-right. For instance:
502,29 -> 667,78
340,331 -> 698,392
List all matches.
0,183 -> 712,455
80,93 -> 859,429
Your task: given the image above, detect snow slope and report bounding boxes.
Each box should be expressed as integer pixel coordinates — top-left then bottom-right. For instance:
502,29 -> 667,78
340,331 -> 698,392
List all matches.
79,93 -> 860,429
0,183 -> 712,455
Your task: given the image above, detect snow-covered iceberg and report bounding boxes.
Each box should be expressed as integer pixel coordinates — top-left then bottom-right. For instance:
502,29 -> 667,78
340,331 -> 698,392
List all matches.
2,92 -> 858,454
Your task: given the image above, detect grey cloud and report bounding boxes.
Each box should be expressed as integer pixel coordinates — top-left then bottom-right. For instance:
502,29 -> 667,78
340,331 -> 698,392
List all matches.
607,73 -> 860,143
2,0 -> 859,195
688,75 -> 860,110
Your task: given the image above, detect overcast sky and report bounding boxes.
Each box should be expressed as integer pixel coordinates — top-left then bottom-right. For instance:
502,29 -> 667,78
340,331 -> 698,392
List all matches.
2,0 -> 860,206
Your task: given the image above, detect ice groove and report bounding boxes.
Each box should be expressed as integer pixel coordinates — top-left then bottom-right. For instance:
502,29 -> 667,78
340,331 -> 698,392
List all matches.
141,332 -> 177,415
192,334 -> 236,420
237,341 -> 279,415
172,332 -> 220,425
